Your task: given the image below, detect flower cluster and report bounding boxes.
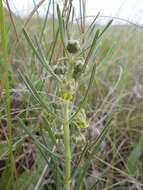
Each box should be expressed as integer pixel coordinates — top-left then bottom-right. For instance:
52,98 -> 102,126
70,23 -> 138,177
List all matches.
74,109 -> 88,130
53,40 -> 83,100
59,77 -> 77,101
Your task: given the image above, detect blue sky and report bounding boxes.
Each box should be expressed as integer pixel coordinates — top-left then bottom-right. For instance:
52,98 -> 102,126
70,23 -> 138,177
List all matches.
5,0 -> 143,25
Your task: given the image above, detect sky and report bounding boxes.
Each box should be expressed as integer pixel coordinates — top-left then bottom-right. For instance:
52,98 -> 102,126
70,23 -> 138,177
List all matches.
4,0 -> 143,25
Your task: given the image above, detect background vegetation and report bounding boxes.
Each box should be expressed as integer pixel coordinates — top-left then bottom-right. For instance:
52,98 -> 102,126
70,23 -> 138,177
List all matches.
0,1 -> 143,189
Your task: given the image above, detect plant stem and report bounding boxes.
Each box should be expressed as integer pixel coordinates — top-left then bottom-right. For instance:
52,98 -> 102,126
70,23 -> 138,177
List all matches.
63,101 -> 71,190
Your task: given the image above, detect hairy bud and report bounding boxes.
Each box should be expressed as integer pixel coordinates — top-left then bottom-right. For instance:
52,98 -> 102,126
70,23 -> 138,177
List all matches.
66,40 -> 80,54
73,60 -> 84,78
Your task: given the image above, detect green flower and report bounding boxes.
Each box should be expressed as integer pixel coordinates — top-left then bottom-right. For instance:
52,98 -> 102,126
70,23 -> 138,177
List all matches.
59,77 -> 77,101
75,134 -> 86,144
60,90 -> 73,101
74,108 -> 88,130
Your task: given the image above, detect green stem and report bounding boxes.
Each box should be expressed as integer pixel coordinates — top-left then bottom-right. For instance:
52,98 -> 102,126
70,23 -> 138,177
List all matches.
63,101 -> 71,190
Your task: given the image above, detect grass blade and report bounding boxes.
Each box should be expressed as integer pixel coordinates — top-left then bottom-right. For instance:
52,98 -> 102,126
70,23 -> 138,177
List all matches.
86,12 -> 100,34
0,0 -> 15,182
75,118 -> 112,190
127,131 -> 143,175
40,0 -> 51,41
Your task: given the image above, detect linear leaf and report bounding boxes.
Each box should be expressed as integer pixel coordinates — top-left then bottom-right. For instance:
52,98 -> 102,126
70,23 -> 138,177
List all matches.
75,118 -> 112,190
23,28 -> 60,82
19,71 -> 55,116
49,28 -> 59,64
18,118 -> 60,160
99,19 -> 113,38
70,61 -> 96,121
56,4 -> 66,49
71,143 -> 89,180
127,131 -> 143,175
81,29 -> 100,74
43,116 -> 57,147
40,0 -> 51,41
86,12 -> 100,34
34,34 -> 46,62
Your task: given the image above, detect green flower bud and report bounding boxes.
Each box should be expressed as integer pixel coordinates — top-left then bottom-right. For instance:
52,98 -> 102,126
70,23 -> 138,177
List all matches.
55,132 -> 63,139
75,134 -> 86,144
74,108 -> 88,130
73,60 -> 84,78
54,64 -> 67,75
60,90 -> 73,101
66,40 -> 80,54
59,78 -> 77,101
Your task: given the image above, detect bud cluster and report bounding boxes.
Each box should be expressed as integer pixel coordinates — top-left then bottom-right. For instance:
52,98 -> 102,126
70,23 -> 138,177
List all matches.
51,40 -> 88,143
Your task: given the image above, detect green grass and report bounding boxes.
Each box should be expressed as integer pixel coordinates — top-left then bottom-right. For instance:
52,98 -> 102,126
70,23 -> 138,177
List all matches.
0,1 -> 143,190
0,1 -> 15,188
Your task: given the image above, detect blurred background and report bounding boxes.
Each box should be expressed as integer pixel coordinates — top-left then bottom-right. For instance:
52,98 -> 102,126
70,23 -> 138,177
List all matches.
4,0 -> 143,25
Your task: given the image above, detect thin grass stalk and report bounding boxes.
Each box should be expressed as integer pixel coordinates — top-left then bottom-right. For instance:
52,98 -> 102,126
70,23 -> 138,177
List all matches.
0,0 -> 14,184
52,0 -> 55,39
40,0 -> 51,41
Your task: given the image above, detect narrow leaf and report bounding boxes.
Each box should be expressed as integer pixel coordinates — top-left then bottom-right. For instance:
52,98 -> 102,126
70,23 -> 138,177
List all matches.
19,71 -> 55,116
71,143 -> 89,180
99,19 -> 113,38
23,28 -> 60,82
81,29 -> 100,74
127,131 -> 143,175
86,12 -> 100,34
75,118 -> 112,190
43,116 -> 57,147
49,28 -> 59,64
70,61 -> 96,121
40,0 -> 51,41
56,4 -> 66,49
18,118 -> 60,160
